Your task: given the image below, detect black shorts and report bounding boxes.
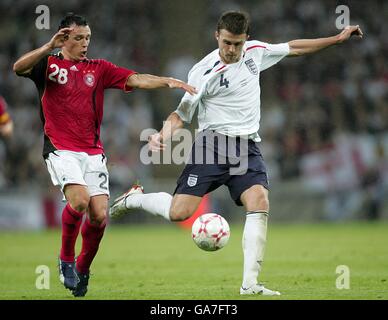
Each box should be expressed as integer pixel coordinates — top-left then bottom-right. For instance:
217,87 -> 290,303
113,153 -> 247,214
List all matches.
174,130 -> 269,206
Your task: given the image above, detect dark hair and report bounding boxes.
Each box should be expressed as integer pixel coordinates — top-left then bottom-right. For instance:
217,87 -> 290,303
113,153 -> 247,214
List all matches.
58,13 -> 88,30
217,11 -> 250,35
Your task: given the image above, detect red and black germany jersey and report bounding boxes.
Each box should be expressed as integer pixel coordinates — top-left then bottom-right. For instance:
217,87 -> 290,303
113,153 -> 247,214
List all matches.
19,53 -> 136,156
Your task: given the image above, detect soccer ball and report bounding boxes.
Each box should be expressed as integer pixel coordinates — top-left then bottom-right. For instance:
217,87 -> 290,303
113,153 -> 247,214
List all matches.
191,213 -> 230,251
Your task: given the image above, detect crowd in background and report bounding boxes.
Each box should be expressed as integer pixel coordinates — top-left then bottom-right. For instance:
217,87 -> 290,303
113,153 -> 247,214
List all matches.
0,0 -> 386,219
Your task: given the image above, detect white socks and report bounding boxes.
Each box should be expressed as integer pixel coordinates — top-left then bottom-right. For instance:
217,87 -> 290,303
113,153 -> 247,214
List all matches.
242,211 -> 268,288
125,192 -> 172,221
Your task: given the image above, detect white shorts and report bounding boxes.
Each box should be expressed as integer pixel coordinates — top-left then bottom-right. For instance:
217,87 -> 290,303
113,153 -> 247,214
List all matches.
45,150 -> 109,198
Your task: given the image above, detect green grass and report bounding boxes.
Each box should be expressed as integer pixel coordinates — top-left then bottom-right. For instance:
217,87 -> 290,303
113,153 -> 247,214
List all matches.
0,222 -> 387,300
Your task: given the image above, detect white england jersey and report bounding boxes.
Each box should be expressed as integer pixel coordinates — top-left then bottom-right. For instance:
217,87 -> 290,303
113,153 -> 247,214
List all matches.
175,40 -> 289,142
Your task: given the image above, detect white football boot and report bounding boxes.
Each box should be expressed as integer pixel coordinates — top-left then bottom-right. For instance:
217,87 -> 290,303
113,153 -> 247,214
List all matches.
240,284 -> 281,296
109,184 -> 144,219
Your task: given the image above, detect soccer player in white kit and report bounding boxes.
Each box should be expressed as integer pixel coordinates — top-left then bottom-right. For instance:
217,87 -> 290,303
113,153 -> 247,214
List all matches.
110,11 -> 363,295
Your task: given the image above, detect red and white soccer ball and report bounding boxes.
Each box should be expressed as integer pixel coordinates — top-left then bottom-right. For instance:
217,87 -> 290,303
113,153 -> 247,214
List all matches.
191,213 -> 230,251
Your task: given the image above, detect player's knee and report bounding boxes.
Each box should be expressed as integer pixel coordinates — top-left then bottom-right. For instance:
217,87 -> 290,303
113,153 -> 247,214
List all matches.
258,195 -> 269,212
89,211 -> 107,225
169,205 -> 194,222
246,192 -> 269,212
69,194 -> 90,213
89,201 -> 108,225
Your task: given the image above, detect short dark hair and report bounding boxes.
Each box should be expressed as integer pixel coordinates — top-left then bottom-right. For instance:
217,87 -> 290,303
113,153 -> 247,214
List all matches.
58,13 -> 88,30
217,11 -> 250,35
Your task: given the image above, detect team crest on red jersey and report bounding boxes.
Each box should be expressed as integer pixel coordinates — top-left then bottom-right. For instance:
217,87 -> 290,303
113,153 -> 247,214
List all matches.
83,73 -> 95,87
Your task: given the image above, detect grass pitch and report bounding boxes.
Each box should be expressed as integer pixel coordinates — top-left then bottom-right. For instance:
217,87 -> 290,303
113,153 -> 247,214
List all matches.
0,222 -> 387,300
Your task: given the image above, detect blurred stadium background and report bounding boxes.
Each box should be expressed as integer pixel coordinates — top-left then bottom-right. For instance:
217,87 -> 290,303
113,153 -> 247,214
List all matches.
0,0 -> 387,230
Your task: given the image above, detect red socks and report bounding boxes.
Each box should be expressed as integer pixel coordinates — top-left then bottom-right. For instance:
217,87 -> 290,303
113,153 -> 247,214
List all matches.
60,203 -> 84,262
76,218 -> 106,274
60,203 -> 107,274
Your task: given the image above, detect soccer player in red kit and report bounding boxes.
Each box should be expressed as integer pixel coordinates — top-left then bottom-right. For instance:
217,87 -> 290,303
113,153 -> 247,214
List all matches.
0,95 -> 13,139
13,13 -> 196,297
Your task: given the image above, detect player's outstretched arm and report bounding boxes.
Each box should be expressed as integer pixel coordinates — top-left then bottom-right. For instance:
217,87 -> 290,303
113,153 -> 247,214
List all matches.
148,112 -> 184,152
13,28 -> 73,75
126,74 -> 197,95
288,25 -> 363,57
